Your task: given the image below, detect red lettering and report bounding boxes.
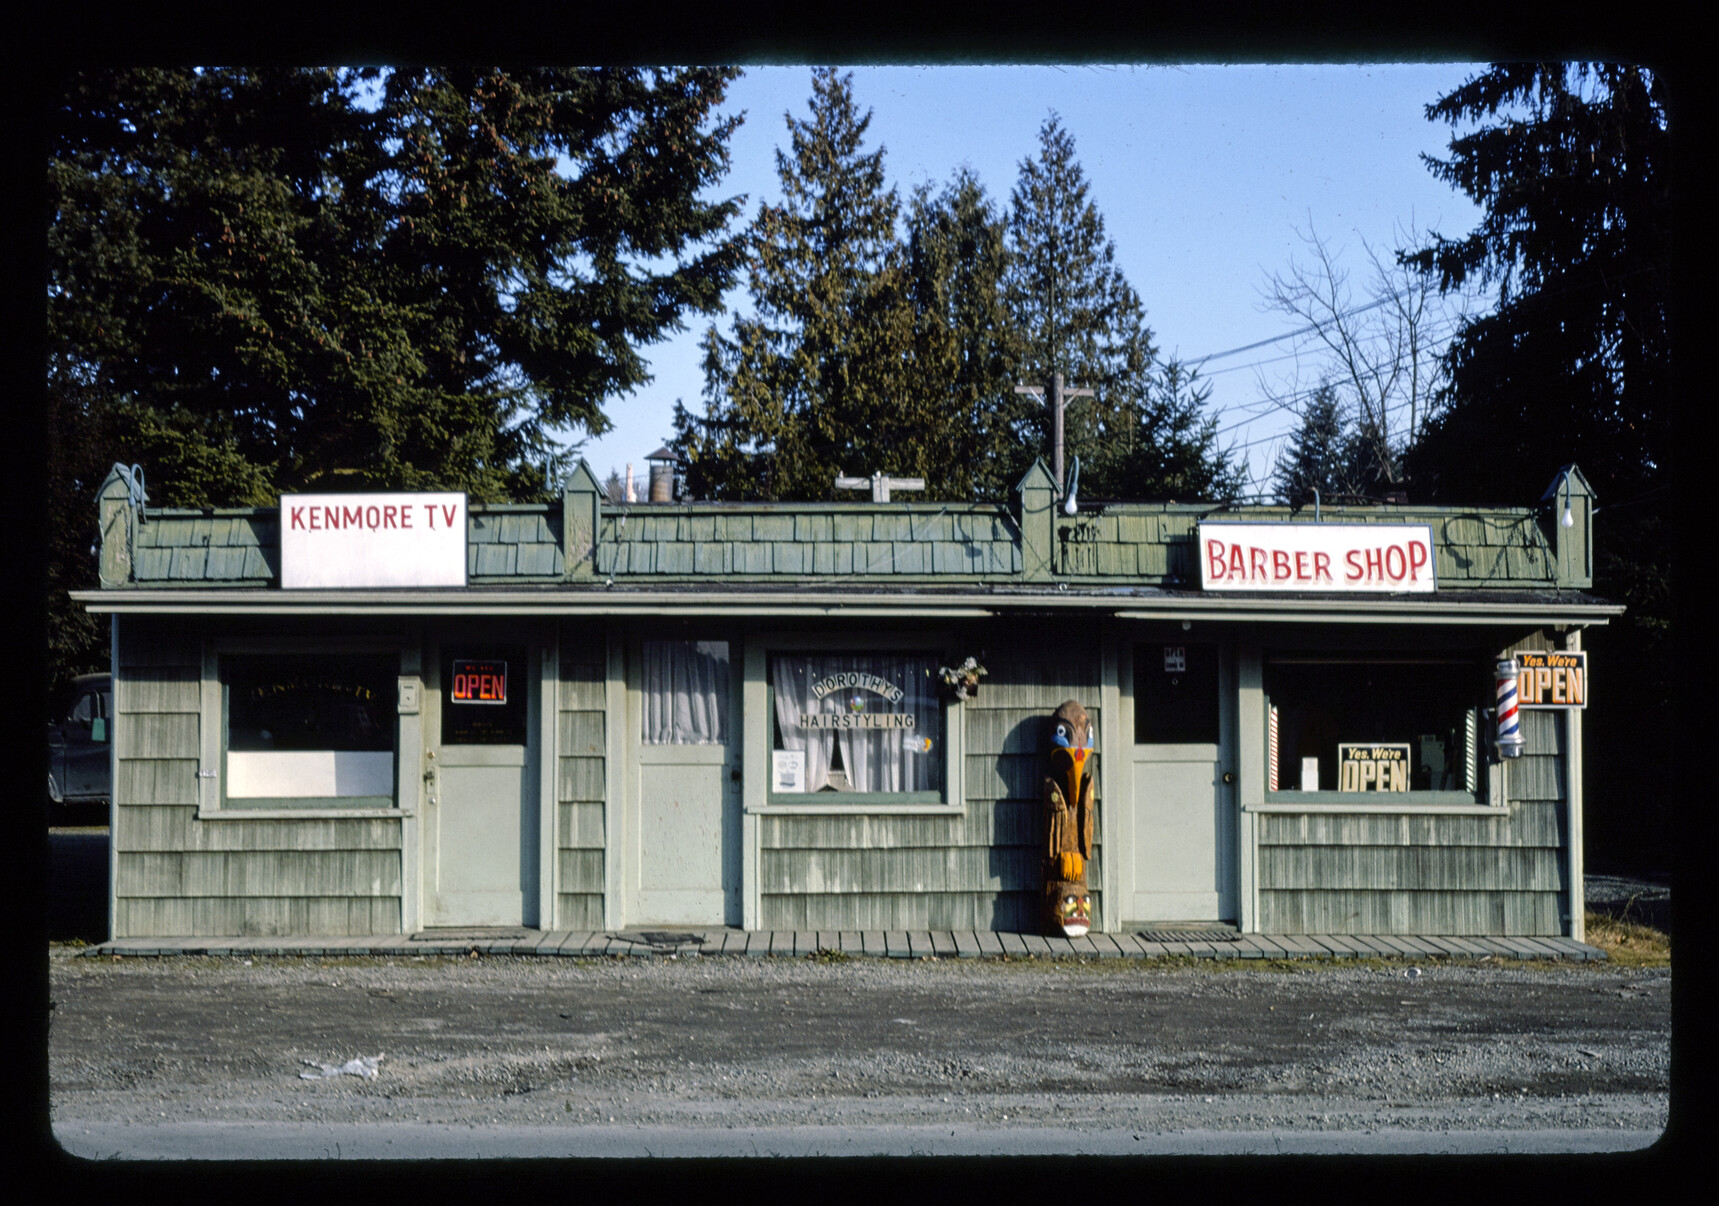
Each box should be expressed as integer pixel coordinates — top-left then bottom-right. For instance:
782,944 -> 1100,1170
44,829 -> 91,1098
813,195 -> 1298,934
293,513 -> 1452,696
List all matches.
290,506 -> 305,530
1229,544 -> 1246,579
1272,550 -> 1291,580
1364,548 -> 1383,581
385,506 -> 398,528
1344,550 -> 1363,582
1385,545 -> 1407,580
1314,551 -> 1332,582
1250,547 -> 1268,581
1206,539 -> 1228,581
309,507 -> 321,530
424,504 -> 437,529
1408,541 -> 1429,580
1294,551 -> 1310,580
442,504 -> 458,529
342,505 -> 362,529
401,506 -> 412,529
323,506 -> 341,530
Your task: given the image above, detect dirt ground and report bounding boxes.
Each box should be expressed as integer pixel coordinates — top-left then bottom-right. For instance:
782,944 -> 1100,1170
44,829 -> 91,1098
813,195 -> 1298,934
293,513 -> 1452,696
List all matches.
47,945 -> 1671,1143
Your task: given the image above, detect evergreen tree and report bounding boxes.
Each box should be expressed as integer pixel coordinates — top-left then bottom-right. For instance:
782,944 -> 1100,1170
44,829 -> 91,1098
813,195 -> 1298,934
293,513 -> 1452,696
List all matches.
1271,384 -> 1348,505
1002,116 -> 1237,501
1402,64 -> 1669,504
1403,63 -> 1672,872
903,169 -> 1021,501
50,66 -> 746,507
677,69 -> 930,500
47,66 -> 745,705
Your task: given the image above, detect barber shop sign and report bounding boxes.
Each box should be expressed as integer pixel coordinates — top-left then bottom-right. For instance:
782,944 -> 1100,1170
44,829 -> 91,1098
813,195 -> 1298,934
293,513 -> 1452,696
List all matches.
1199,523 -> 1436,593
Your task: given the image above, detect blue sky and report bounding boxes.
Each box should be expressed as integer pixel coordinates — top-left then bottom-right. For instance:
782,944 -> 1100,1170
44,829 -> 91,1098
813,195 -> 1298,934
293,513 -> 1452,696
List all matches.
578,63 -> 1489,496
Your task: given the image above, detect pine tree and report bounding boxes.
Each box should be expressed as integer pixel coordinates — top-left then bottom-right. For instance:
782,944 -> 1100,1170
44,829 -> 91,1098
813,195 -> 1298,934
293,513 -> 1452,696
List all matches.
903,169 -> 1021,501
50,66 -> 746,507
1272,385 -> 1347,505
1002,116 -> 1238,501
677,69 -> 924,500
1402,63 -> 1671,870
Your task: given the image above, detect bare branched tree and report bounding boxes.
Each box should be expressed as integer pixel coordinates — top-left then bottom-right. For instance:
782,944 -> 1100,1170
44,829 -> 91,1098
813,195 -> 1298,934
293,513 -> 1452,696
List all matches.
1258,221 -> 1470,496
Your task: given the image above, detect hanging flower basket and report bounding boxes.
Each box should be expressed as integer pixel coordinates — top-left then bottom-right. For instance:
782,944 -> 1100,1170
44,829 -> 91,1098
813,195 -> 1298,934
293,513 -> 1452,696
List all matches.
938,657 -> 987,702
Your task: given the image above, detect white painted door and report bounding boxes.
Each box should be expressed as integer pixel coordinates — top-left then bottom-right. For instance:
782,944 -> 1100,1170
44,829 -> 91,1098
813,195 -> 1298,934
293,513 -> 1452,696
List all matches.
425,640 -> 538,927
1127,641 -> 1235,923
627,639 -> 739,926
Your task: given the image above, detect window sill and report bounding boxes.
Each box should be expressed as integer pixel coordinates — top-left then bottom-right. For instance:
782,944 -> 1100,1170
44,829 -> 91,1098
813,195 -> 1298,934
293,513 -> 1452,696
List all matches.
197,807 -> 412,821
1248,792 -> 1500,815
753,795 -> 959,816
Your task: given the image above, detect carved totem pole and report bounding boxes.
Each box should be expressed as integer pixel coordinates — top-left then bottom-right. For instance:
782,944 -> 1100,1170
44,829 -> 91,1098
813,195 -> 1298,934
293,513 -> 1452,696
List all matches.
1044,699 -> 1095,936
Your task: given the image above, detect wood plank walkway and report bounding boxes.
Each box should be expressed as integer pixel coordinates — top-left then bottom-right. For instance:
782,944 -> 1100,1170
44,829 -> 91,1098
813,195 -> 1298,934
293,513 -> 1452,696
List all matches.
84,929 -> 1608,961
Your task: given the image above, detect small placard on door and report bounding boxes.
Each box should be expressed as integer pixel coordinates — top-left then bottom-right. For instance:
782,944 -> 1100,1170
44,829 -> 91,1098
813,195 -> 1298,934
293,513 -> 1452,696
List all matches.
1163,645 -> 1186,672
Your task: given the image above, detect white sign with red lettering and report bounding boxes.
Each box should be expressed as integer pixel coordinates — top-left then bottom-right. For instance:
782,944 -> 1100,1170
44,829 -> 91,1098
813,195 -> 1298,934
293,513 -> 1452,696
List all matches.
1198,523 -> 1436,593
280,493 -> 467,588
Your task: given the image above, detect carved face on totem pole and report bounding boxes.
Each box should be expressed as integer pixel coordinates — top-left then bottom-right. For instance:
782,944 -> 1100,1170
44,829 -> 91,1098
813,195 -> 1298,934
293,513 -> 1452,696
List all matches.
1044,699 -> 1095,937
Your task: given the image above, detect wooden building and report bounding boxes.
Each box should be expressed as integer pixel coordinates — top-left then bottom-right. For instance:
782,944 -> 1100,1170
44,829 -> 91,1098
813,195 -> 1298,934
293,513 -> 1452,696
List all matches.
76,461 -> 1619,940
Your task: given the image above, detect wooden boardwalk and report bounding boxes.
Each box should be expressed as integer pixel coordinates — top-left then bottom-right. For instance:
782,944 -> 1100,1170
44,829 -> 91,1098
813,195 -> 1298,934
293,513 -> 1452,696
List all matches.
85,929 -> 1607,961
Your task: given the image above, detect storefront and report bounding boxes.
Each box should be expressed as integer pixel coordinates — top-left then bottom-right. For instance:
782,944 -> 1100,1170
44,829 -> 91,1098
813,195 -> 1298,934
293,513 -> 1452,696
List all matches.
77,461 -> 1618,939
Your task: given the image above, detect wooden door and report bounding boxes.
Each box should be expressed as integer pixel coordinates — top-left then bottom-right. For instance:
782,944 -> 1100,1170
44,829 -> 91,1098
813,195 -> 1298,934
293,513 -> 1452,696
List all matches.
626,638 -> 740,926
1127,640 -> 1236,923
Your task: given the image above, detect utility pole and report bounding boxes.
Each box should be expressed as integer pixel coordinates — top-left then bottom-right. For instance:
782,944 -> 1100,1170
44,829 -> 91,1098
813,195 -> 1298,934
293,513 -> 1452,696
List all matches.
1015,371 -> 1094,493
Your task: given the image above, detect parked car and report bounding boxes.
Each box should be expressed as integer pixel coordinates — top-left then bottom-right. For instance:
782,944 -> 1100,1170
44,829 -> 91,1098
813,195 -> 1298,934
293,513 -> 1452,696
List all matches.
48,672 -> 112,809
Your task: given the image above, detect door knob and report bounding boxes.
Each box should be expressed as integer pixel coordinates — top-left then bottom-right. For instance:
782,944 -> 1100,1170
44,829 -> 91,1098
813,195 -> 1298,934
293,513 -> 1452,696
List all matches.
1222,771 -> 1235,784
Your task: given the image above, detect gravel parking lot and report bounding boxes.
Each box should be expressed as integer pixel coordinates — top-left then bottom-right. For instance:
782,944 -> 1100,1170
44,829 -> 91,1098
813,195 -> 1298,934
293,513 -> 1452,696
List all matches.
47,944 -> 1671,1156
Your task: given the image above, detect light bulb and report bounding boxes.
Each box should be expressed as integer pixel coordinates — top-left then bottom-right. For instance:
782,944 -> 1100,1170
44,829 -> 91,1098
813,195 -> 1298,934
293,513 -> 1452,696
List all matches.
1562,507 -> 1574,528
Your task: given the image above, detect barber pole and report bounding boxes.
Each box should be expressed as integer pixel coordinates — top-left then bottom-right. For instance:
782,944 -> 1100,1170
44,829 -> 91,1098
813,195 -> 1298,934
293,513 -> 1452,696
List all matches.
1269,705 -> 1279,791
1495,658 -> 1524,759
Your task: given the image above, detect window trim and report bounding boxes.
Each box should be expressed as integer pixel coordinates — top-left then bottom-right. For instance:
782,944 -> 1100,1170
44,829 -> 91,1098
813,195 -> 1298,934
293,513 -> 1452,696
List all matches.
198,637 -> 410,821
748,632 -> 966,816
1255,650 -> 1507,812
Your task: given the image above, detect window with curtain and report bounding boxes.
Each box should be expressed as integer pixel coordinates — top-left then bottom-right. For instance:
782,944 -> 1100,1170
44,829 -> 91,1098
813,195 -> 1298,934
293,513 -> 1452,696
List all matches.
769,653 -> 940,797
642,641 -> 730,745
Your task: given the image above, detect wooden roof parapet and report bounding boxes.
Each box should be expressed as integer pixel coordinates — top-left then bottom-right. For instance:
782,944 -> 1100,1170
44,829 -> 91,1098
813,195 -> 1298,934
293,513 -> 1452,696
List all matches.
90,460 -> 1597,595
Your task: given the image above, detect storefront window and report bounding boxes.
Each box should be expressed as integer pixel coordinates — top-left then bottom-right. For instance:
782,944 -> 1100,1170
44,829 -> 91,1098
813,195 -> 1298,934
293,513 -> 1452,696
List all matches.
642,640 -> 730,745
224,653 -> 396,807
769,654 -> 941,799
1264,654 -> 1486,799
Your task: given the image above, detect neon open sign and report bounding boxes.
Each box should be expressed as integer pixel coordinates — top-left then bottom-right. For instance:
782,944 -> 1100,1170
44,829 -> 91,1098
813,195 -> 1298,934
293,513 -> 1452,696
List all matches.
451,660 -> 508,705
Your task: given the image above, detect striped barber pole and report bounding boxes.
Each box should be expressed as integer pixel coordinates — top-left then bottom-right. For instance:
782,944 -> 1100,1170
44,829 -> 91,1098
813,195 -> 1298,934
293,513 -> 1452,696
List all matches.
1495,658 -> 1524,758
1269,705 -> 1279,791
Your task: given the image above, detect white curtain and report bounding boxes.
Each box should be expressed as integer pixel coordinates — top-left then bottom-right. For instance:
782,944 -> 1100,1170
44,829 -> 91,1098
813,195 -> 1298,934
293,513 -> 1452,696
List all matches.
771,654 -> 835,792
642,641 -> 729,745
772,654 -> 937,792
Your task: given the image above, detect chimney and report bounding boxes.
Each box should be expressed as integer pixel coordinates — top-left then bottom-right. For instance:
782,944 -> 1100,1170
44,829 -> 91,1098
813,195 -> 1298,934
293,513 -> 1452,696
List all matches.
646,446 -> 679,503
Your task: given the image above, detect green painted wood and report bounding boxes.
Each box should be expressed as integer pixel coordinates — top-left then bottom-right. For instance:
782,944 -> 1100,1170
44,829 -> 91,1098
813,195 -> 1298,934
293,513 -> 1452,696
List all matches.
117,713 -> 199,760
116,666 -> 198,712
761,891 -> 1045,932
1258,845 -> 1564,891
555,894 -> 604,930
557,800 -> 606,848
119,849 -> 402,897
116,808 -> 402,852
760,846 -> 1048,895
557,756 -> 605,802
115,895 -> 402,938
555,848 -> 605,891
116,761 -> 200,806
1258,801 -> 1562,848
760,799 -> 1043,849
1258,889 -> 1562,936
1016,460 -> 1056,582
557,712 -> 605,754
